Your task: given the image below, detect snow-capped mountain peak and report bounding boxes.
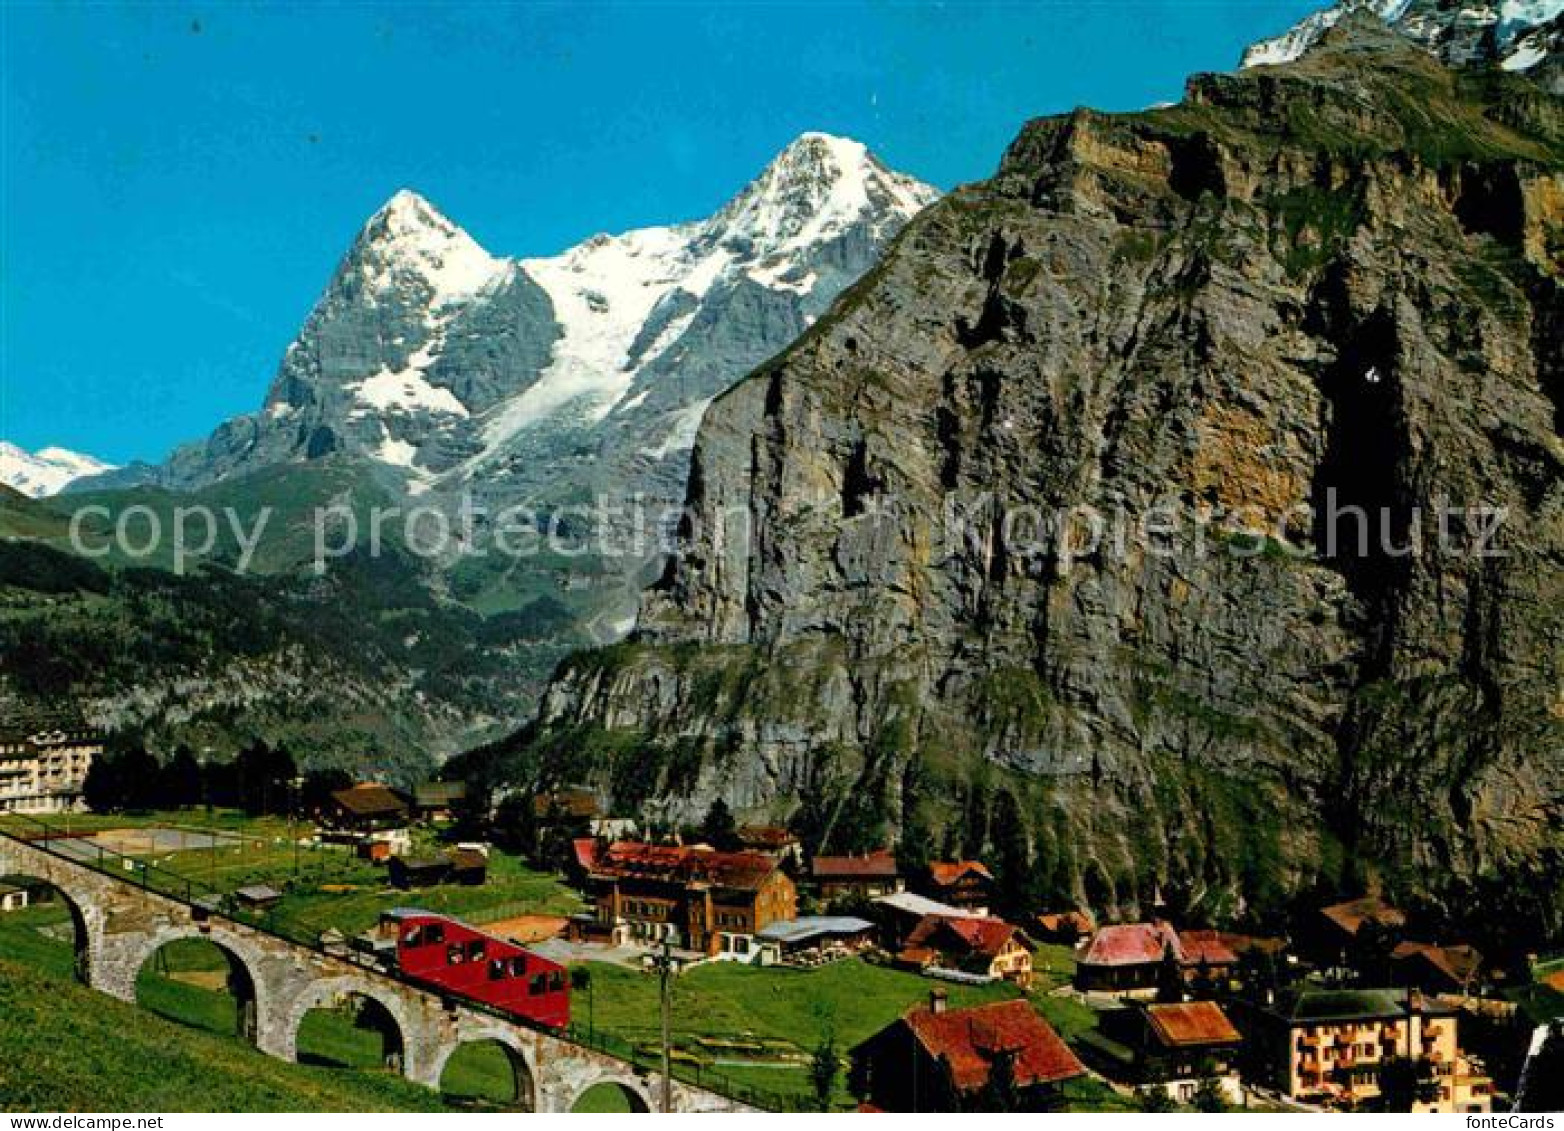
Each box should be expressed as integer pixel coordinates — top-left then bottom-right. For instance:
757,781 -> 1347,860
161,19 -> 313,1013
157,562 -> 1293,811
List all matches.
352,188 -> 510,311
707,132 -> 939,261
1241,0 -> 1563,73
0,442 -> 116,498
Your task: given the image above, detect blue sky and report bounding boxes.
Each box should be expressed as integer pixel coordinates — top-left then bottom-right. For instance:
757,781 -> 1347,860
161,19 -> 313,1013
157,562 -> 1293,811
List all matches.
1,1 -> 1319,465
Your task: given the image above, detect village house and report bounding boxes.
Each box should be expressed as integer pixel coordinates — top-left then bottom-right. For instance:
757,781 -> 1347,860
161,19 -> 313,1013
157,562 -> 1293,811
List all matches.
1311,895 -> 1407,964
919,860 -> 996,913
755,915 -> 875,964
737,824 -> 802,863
328,783 -> 410,833
1074,923 -> 1237,996
447,846 -> 489,887
533,787 -> 600,827
1035,909 -> 1095,943
388,854 -> 451,890
850,992 -> 1086,1111
0,713 -> 98,815
412,780 -> 467,820
1086,1000 -> 1245,1106
1389,941 -> 1483,995
810,848 -> 903,901
1242,987 -> 1493,1113
897,914 -> 1034,987
571,841 -> 797,958
873,890 -> 976,948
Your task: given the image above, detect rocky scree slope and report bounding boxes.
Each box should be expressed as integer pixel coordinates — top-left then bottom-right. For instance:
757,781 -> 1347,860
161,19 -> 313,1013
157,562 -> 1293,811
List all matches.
519,21 -> 1564,923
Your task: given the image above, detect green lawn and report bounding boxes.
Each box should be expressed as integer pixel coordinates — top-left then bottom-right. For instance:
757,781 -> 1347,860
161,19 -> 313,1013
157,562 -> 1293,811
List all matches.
576,958 -> 1033,1108
3,808 -> 583,946
1031,941 -> 1079,991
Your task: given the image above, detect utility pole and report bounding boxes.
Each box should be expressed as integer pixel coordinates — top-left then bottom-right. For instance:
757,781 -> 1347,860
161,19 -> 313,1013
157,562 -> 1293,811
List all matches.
654,937 -> 674,1113
290,775 -> 304,879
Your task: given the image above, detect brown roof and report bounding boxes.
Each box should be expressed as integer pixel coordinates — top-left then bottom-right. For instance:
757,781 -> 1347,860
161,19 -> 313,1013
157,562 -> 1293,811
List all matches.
902,1000 -> 1085,1093
1178,929 -> 1240,967
448,848 -> 487,872
812,848 -> 899,880
1321,896 -> 1406,937
1391,941 -> 1482,987
1145,1001 -> 1242,1048
330,783 -> 408,818
594,841 -> 782,891
533,788 -> 600,820
1036,910 -> 1095,936
927,860 -> 994,887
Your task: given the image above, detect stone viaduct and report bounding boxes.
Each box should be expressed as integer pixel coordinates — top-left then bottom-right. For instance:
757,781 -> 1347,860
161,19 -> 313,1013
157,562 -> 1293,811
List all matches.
0,830 -> 751,1113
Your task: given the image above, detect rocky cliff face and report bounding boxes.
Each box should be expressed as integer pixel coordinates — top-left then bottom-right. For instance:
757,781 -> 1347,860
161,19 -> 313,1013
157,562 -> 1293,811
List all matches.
524,21 -> 1564,922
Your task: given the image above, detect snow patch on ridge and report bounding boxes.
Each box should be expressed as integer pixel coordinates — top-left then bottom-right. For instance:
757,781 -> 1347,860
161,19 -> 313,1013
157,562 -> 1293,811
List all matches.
0,442 -> 116,497
362,190 -> 511,310
460,132 -> 939,474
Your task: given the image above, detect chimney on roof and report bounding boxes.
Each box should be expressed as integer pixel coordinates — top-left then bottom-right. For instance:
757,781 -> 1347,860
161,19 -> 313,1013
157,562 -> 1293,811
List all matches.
929,988 -> 948,1015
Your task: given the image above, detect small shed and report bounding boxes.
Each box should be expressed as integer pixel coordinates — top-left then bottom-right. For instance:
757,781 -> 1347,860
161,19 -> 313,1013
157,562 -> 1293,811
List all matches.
0,884 -> 29,913
447,847 -> 488,887
389,855 -> 452,890
233,884 -> 283,912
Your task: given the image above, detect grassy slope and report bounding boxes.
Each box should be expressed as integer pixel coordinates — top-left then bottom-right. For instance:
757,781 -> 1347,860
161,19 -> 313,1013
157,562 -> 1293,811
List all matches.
0,954 -> 452,1112
0,904 -> 530,1111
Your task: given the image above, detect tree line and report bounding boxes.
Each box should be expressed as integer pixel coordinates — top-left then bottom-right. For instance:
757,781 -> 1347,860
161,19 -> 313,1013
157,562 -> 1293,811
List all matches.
82,740 -> 354,817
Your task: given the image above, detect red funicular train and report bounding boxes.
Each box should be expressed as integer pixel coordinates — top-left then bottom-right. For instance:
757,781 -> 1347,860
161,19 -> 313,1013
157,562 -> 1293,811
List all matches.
378,909 -> 570,1030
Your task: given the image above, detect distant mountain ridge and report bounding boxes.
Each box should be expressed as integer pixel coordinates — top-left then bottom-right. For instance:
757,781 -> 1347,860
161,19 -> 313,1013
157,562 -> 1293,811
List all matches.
83,133 -> 937,501
1243,0 -> 1564,90
0,443 -> 114,498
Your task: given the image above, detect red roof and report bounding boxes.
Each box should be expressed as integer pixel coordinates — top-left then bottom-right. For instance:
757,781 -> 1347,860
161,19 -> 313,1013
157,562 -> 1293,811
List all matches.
927,860 -> 994,887
593,841 -> 781,891
1178,929 -> 1239,967
907,914 -> 1022,959
1080,922 -> 1181,967
571,837 -> 599,872
812,848 -> 900,879
1145,1001 -> 1242,1048
904,1000 -> 1085,1093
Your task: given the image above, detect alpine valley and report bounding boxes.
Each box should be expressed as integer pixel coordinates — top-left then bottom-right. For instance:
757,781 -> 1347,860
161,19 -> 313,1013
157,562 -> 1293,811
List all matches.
9,0 -> 1564,933
0,134 -> 937,774
476,4 -> 1564,930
